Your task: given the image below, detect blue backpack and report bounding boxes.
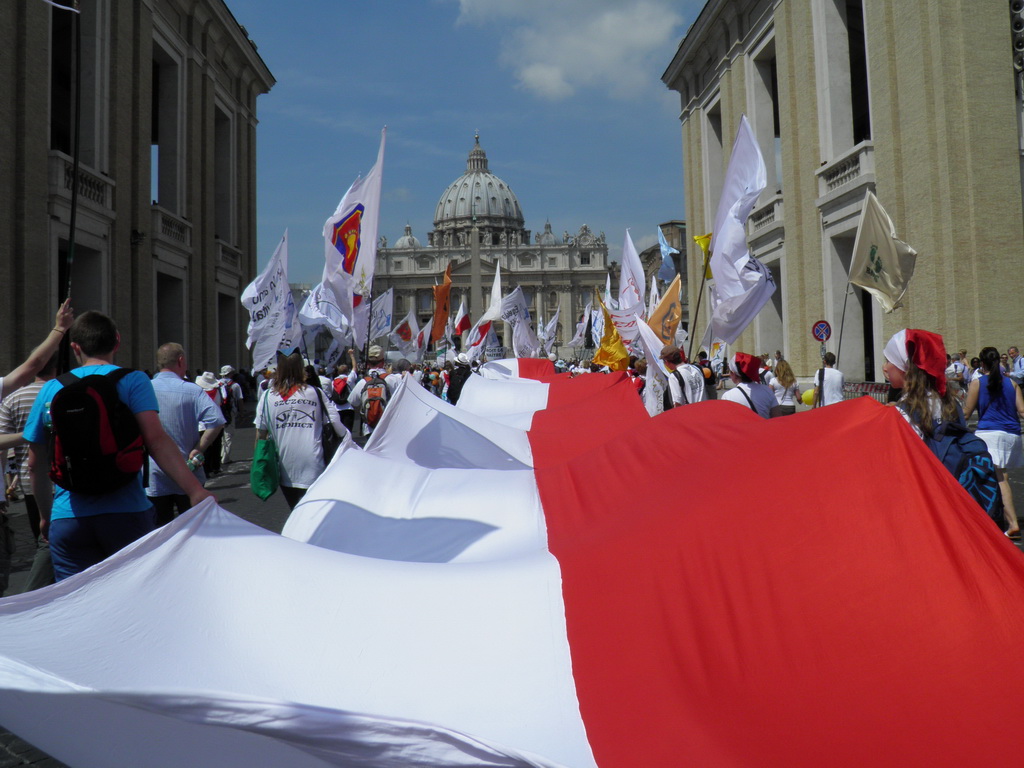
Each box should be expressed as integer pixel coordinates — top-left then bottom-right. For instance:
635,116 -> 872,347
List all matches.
922,419 -> 1006,531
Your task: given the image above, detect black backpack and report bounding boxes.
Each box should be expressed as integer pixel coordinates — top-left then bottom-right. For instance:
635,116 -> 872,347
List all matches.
904,409 -> 1007,531
48,368 -> 145,495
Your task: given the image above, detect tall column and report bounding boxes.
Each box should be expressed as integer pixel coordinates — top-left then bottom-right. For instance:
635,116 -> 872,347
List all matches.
470,224 -> 482,318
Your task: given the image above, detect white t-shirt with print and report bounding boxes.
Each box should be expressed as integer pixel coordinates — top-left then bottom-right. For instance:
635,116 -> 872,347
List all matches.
255,385 -> 343,488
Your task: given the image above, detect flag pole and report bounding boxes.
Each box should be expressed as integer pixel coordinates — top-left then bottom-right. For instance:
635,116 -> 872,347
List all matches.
688,266 -> 709,363
362,290 -> 374,366
687,234 -> 713,362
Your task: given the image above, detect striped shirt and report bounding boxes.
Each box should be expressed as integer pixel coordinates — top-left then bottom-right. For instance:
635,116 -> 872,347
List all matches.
0,380 -> 45,495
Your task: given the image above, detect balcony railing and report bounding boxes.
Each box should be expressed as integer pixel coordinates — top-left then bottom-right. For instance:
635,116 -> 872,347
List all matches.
816,140 -> 875,199
49,151 -> 114,211
217,239 -> 241,269
748,193 -> 784,238
151,206 -> 192,248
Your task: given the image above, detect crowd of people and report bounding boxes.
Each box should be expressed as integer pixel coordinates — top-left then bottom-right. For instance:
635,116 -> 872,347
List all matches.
0,307 -> 1021,595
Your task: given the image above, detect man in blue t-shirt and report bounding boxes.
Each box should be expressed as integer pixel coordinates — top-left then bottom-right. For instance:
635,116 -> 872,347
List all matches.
25,311 -> 214,581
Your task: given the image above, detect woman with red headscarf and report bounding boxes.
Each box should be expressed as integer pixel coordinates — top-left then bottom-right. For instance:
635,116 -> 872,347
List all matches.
882,329 -> 959,438
884,330 -> 1017,538
721,352 -> 783,418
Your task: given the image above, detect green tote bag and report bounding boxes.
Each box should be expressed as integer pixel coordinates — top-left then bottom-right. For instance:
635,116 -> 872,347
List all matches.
250,394 -> 279,500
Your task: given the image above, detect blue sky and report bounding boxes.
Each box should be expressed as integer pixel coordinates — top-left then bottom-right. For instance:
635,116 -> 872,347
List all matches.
227,0 -> 705,283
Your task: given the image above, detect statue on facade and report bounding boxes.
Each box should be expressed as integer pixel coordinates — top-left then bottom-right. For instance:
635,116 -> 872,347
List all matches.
378,235 -> 387,248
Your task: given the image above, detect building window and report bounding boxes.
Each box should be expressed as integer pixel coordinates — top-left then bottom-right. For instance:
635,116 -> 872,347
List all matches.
214,105 -> 234,243
548,256 -> 557,268
548,291 -> 558,310
151,38 -> 182,212
417,291 -> 432,312
751,35 -> 783,192
704,99 -> 724,223
393,260 -> 404,271
580,251 -> 591,266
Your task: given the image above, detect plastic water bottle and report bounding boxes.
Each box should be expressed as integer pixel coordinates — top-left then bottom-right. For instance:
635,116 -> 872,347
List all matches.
186,452 -> 204,472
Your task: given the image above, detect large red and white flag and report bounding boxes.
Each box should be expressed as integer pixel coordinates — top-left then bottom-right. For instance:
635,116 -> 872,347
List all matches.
452,296 -> 471,336
3,374 -> 1024,766
464,266 -> 502,362
388,309 -> 418,355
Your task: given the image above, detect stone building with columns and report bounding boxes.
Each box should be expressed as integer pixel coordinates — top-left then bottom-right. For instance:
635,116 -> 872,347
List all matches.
373,136 -> 614,356
0,0 -> 273,372
663,0 -> 1024,380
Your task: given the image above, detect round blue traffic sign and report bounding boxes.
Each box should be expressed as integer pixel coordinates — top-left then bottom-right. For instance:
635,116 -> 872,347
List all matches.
812,320 -> 832,342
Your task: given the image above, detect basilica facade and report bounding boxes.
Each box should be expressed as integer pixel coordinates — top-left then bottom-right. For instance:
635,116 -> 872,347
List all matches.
373,136 -> 612,353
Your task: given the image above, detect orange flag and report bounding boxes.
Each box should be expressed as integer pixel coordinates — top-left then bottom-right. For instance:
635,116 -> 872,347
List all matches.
431,262 -> 452,343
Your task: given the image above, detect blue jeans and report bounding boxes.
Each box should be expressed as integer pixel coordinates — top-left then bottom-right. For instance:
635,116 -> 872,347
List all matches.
49,508 -> 156,581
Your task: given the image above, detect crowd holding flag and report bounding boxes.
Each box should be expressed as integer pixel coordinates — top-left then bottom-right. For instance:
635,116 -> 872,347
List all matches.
322,128 -> 386,323
849,191 -> 919,313
701,115 -> 774,347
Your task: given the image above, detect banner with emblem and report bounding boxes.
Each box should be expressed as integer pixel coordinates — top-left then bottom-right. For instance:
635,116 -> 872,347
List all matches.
849,191 -> 918,313
322,128 -> 386,313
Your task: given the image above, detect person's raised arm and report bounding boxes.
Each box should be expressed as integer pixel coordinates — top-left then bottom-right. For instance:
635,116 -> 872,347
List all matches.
5,299 -> 73,394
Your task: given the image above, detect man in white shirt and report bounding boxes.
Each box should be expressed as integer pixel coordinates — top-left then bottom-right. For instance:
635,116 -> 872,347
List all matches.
659,345 -> 705,407
812,352 -> 845,407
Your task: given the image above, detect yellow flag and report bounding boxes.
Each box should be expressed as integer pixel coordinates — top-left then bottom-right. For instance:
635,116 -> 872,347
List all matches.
591,300 -> 629,372
646,274 -> 682,345
694,233 -> 712,279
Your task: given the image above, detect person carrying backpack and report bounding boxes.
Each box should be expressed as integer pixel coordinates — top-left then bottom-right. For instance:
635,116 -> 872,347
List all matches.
346,345 -> 395,441
24,311 -> 213,581
963,346 -> 1024,539
883,329 -> 1012,537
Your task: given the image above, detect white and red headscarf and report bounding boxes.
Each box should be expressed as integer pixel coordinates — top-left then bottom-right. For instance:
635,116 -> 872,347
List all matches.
729,352 -> 762,383
883,329 -> 948,395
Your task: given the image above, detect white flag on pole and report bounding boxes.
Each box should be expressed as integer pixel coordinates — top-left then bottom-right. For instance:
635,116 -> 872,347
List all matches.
703,115 -> 773,346
566,303 -> 591,348
389,310 -> 418,356
322,128 -> 386,314
242,231 -> 300,372
608,299 -> 644,343
619,230 -> 645,310
849,191 -> 918,313
647,275 -> 660,320
414,318 -> 433,362
543,307 -> 560,355
368,288 -> 394,341
242,231 -> 289,349
465,267 -> 502,362
635,315 -> 670,416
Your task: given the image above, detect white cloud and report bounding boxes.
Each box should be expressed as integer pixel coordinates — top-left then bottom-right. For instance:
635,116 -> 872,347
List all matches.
455,0 -> 685,101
